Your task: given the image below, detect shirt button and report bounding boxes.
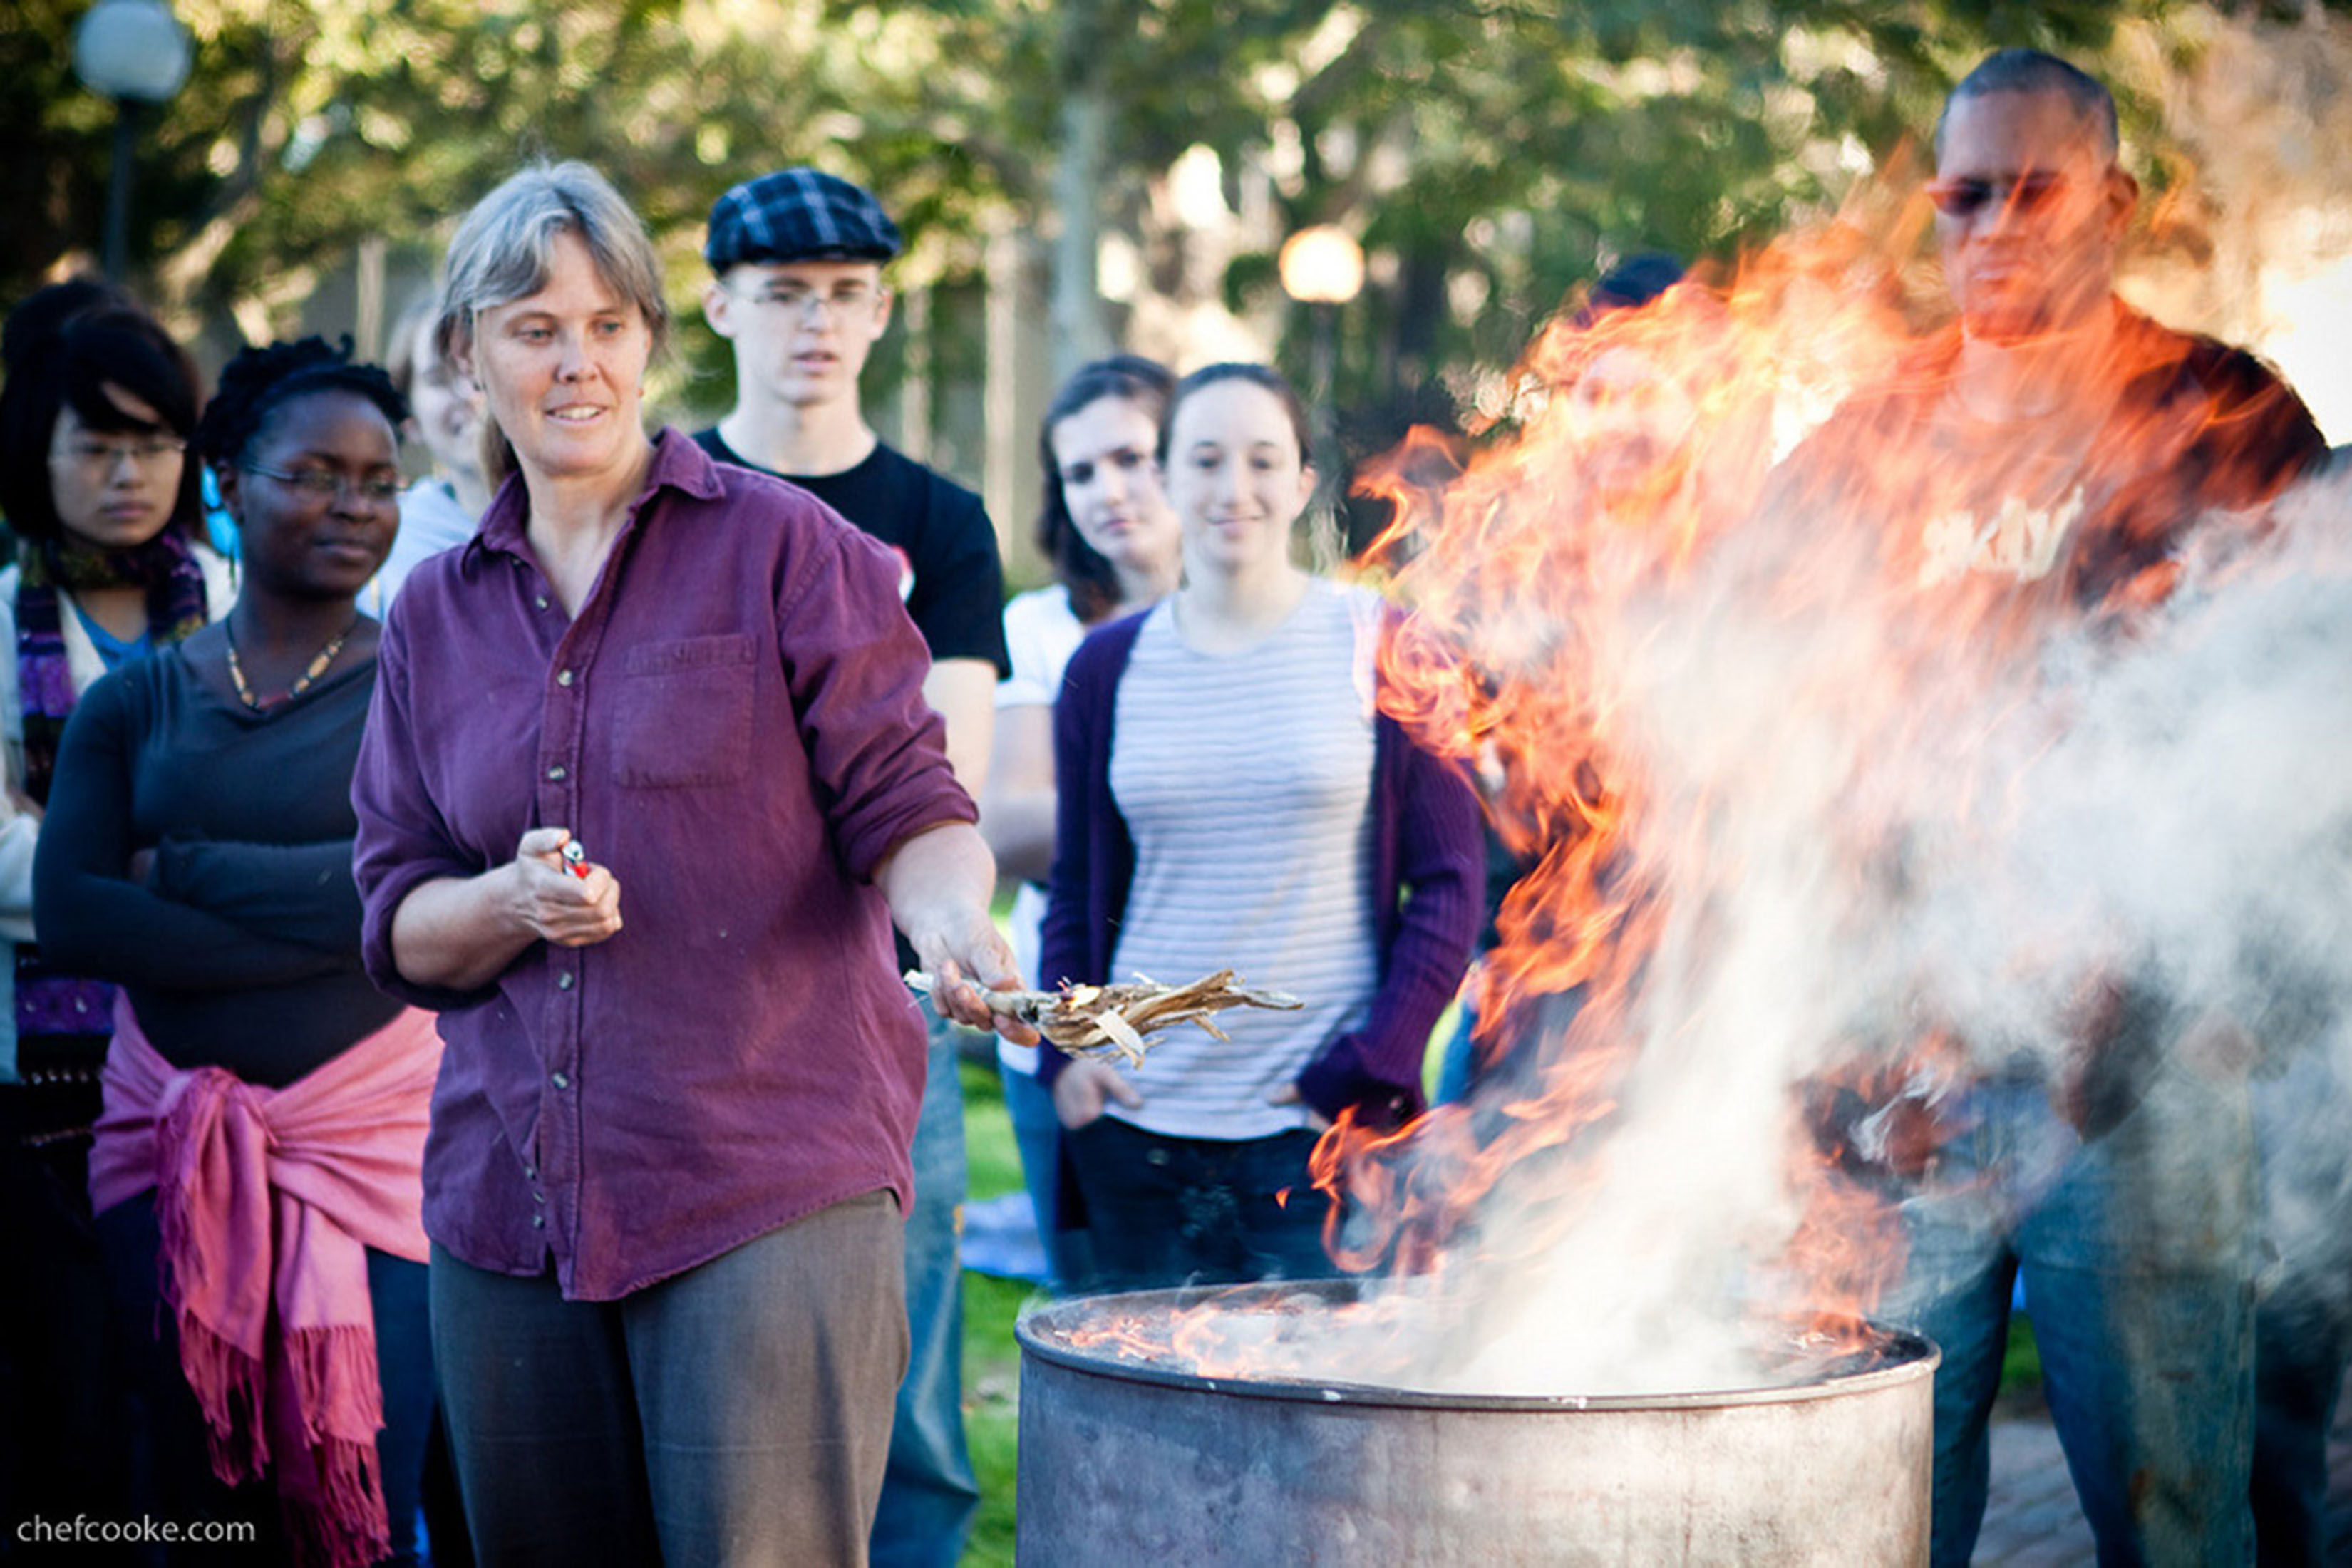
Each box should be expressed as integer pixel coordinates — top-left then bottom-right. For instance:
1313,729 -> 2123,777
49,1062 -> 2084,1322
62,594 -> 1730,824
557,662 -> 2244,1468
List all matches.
522,1163 -> 536,1179
532,1190 -> 546,1205
531,1214 -> 546,1229
557,971 -> 575,991
535,595 -> 550,610
557,669 -> 575,687
547,764 -> 567,780
551,1071 -> 571,1090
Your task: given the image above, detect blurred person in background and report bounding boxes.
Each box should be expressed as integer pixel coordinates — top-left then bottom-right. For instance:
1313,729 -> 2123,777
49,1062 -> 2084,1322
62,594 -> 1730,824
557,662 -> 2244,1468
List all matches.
698,165 -> 1008,1568
362,295 -> 492,615
0,280 -> 234,1535
354,160 -> 1028,1567
1782,50 -> 2326,1564
37,336 -> 433,1567
2247,440 -> 2352,1568
1429,254 -> 1686,1109
1040,361 -> 1481,1291
981,354 -> 1183,1290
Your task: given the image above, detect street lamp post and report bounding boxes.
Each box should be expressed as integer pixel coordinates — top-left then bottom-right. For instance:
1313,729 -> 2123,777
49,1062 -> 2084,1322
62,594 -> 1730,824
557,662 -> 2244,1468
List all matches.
1278,224 -> 1366,410
1278,224 -> 1366,517
72,0 -> 195,279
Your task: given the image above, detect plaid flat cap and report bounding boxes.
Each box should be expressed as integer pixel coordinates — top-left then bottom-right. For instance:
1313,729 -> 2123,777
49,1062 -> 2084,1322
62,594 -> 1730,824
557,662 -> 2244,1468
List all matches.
705,168 -> 903,271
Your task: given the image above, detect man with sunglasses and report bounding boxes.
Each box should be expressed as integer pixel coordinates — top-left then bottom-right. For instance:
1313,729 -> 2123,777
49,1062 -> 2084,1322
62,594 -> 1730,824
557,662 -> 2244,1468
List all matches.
697,167 -> 1006,1568
1783,49 -> 2328,1568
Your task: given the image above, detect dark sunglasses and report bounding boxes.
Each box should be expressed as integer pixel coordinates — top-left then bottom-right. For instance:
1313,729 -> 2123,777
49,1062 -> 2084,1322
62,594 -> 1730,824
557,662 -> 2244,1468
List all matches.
1924,172 -> 2070,220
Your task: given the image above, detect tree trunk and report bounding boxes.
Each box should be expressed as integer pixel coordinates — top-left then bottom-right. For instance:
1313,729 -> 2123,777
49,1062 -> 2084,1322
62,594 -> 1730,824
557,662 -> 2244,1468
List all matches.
1048,0 -> 1116,381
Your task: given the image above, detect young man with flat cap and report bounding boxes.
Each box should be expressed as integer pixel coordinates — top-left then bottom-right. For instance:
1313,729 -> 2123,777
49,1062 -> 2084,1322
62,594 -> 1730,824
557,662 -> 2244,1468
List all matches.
700,167 -> 1004,1568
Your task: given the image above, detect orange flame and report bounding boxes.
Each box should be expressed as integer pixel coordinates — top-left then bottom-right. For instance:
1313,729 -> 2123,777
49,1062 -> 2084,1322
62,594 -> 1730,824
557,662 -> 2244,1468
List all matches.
1313,148 -> 2323,1354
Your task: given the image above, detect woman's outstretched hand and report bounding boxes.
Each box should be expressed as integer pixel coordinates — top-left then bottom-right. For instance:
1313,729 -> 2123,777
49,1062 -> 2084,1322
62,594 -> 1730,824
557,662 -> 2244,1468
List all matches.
912,912 -> 1041,1048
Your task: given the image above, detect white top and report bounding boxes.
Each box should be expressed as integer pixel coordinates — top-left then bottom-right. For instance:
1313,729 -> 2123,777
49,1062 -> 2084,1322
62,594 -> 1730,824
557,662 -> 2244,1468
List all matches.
995,585 -> 1089,1076
359,477 -> 480,619
1103,579 -> 1381,1139
0,547 -> 238,1080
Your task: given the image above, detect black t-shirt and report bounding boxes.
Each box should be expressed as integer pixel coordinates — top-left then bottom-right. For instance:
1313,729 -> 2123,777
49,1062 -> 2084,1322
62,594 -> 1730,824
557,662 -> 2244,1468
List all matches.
33,648 -> 403,1088
693,429 -> 1008,676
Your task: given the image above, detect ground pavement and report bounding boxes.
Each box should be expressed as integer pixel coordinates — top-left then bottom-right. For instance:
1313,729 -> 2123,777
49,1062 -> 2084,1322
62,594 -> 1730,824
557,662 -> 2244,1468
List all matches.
1974,1372 -> 2352,1564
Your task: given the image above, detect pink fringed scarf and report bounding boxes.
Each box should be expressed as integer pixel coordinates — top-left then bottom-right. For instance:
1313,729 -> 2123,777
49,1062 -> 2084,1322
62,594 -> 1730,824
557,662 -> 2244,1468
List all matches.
89,997 -> 442,1568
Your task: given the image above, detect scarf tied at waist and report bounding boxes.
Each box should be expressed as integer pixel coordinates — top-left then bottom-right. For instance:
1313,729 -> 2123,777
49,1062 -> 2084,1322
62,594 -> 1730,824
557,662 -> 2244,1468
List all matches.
89,995 -> 441,1568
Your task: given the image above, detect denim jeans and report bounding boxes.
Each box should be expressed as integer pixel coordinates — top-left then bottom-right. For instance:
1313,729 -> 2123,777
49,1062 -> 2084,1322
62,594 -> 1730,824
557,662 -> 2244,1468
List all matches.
2249,1056 -> 2352,1567
1068,1115 -> 1334,1291
999,1061 -> 1093,1291
870,1015 -> 980,1568
98,1190 -> 435,1567
1882,1065 -> 2256,1567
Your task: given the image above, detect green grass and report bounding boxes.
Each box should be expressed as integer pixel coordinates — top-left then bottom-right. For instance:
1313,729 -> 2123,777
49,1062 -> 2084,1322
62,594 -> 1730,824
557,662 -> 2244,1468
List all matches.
2001,1309 -> 2043,1399
959,1058 -> 1033,1568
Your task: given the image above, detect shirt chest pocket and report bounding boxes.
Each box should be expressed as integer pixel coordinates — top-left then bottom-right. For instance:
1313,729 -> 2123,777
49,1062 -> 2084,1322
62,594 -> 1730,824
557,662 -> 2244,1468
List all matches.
610,634 -> 758,788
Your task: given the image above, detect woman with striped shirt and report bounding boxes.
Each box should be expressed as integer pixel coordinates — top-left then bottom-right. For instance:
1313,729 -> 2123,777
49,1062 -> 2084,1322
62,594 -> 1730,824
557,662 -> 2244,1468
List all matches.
1038,362 -> 1480,1291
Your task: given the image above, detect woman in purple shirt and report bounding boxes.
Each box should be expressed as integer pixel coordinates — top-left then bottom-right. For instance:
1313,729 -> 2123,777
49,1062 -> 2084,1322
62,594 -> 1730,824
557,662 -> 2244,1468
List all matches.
349,161 -> 1029,1567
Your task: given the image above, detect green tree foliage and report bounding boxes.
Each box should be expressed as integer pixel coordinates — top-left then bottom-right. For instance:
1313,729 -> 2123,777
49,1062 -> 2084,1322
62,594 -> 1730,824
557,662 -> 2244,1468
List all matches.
8,0 -> 2330,413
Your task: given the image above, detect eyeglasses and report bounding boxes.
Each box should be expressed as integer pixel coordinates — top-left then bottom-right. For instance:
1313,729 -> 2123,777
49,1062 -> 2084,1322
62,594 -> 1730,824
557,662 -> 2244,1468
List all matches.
733,282 -> 884,319
1924,172 -> 2073,220
52,435 -> 185,473
238,462 -> 402,505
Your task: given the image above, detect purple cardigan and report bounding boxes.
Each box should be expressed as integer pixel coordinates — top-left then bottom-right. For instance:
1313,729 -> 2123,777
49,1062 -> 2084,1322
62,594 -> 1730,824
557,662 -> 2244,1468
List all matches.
1036,606 -> 1482,1128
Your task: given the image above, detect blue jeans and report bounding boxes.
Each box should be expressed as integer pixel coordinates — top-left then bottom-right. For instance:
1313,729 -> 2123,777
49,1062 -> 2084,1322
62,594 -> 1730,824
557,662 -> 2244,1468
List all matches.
870,1015 -> 979,1568
2249,1056 -> 2352,1567
1883,1067 -> 2256,1567
999,1061 -> 1093,1291
1067,1115 -> 1334,1291
99,1191 -> 434,1567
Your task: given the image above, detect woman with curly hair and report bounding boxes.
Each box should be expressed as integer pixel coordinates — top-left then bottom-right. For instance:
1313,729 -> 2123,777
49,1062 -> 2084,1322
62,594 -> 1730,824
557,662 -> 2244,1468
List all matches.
36,336 -> 434,1567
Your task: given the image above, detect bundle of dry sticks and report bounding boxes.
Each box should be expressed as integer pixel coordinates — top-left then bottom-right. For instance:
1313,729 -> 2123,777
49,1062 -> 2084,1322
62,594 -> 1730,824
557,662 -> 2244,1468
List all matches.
904,969 -> 1302,1066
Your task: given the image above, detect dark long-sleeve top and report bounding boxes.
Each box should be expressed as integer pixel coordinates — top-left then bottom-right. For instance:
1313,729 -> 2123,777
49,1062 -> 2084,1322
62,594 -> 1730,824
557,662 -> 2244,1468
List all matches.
32,650 -> 400,1089
351,429 -> 976,1301
1038,606 -> 1483,1129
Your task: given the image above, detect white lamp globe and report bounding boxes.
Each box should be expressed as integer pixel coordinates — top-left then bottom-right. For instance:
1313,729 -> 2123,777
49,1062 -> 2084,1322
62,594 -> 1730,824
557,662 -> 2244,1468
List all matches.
73,0 -> 194,103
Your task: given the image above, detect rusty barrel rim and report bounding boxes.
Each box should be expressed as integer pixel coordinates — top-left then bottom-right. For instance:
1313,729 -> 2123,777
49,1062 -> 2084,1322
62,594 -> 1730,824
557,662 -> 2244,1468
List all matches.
1017,1280 -> 1941,1413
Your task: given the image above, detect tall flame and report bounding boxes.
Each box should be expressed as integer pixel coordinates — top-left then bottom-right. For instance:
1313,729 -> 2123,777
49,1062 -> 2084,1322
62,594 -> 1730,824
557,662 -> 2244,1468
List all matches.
1317,140 -> 2328,1375
1055,23 -> 2352,1392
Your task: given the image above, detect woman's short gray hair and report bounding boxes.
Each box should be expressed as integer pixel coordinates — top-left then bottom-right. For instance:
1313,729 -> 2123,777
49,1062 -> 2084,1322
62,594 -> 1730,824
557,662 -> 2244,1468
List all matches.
435,161 -> 670,366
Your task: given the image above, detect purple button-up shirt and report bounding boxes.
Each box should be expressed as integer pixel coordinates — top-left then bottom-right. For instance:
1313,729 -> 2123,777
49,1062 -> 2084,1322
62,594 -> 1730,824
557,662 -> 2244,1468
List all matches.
352,428 -> 973,1300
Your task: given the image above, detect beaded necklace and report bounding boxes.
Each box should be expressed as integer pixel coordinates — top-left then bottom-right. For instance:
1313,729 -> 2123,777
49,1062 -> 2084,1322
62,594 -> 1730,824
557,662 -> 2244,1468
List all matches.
225,614 -> 357,711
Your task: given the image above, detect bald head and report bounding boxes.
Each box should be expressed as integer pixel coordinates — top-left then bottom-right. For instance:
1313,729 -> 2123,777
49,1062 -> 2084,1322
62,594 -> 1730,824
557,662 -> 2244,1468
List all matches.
1936,48 -> 2119,162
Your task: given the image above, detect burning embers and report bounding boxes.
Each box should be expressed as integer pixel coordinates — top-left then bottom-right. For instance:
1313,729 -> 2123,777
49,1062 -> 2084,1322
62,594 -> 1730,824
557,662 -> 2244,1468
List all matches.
1047,1278 -> 1909,1399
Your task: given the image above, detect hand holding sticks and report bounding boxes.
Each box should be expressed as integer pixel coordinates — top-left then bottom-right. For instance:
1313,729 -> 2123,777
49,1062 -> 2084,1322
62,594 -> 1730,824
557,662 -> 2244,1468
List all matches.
904,969 -> 1302,1066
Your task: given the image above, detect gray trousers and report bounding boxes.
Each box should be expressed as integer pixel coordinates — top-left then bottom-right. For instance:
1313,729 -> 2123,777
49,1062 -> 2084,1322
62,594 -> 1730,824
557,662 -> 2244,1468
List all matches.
430,1189 -> 907,1567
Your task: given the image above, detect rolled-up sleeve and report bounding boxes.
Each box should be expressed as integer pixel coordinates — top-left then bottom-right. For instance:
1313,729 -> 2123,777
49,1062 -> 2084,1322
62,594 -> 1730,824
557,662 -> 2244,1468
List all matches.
351,607 -> 495,1011
775,526 -> 976,881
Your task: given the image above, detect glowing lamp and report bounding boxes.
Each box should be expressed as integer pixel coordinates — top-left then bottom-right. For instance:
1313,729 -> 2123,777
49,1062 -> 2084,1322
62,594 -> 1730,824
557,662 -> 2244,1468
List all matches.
1279,225 -> 1366,307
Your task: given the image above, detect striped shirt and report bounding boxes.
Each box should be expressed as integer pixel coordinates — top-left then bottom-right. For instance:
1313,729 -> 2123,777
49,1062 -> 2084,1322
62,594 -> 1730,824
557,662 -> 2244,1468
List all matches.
1106,579 -> 1381,1139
